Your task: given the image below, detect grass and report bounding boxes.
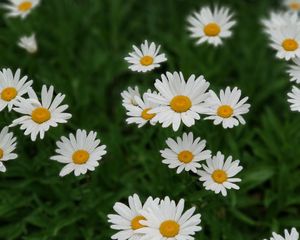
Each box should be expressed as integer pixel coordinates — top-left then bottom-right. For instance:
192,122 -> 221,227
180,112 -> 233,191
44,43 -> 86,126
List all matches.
0,0 -> 299,239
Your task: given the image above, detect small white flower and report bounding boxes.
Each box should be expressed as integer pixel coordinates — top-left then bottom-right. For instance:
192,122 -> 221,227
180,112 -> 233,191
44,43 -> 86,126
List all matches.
187,6 -> 236,46
18,33 -> 38,54
160,132 -> 211,174
198,151 -> 243,197
137,196 -> 202,239
11,85 -> 72,141
0,68 -> 33,112
0,127 -> 18,173
108,194 -> 159,240
203,87 -> 250,129
287,58 -> 300,84
265,228 -> 299,240
262,11 -> 299,35
269,23 -> 300,60
124,40 -> 167,73
288,86 -> 300,112
121,86 -> 141,110
284,0 -> 300,11
146,71 -> 210,131
2,0 -> 40,19
50,129 -> 106,177
125,90 -> 159,128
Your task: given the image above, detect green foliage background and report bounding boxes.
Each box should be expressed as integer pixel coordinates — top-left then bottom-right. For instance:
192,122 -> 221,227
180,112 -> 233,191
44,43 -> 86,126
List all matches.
0,0 -> 299,239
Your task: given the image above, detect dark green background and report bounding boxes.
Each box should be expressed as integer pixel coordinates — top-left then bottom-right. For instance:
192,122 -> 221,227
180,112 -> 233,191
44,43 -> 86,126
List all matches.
0,0 -> 299,239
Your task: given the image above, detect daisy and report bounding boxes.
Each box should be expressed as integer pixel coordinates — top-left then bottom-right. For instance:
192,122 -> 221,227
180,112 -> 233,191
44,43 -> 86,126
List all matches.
18,33 -> 38,54
0,68 -> 33,112
203,87 -> 250,129
50,129 -> 106,177
284,0 -> 300,11
121,86 -> 141,110
11,85 -> 72,141
137,196 -> 202,239
2,0 -> 40,19
262,11 -> 299,35
198,151 -> 243,197
124,40 -> 167,73
108,194 -> 159,240
146,71 -> 210,131
0,127 -> 18,173
160,132 -> 211,174
287,58 -> 300,84
187,6 -> 236,46
269,23 -> 300,60
125,90 -> 159,128
265,228 -> 299,240
288,86 -> 300,112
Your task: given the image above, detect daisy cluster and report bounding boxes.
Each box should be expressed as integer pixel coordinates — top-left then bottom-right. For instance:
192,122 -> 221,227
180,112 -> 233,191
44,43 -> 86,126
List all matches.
1,0 -> 299,239
108,194 -> 202,240
1,1 -> 107,176
2,0 -> 39,53
262,0 -> 300,113
0,68 -> 107,176
161,133 -> 243,197
121,5 -> 249,199
108,194 -> 299,240
117,4 -> 249,239
116,2 -> 300,239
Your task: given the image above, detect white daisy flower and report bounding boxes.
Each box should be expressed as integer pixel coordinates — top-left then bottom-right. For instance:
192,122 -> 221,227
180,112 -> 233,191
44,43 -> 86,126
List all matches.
108,194 -> 159,240
198,151 -> 243,197
288,86 -> 300,112
203,87 -> 250,129
187,6 -> 236,46
11,85 -> 72,141
265,228 -> 299,240
2,0 -> 40,19
50,129 -> 106,177
124,40 -> 167,73
160,132 -> 211,174
146,71 -> 210,131
284,0 -> 300,11
18,33 -> 38,54
262,11 -> 299,35
287,58 -> 300,84
121,86 -> 141,110
0,127 -> 18,173
137,196 -> 202,239
125,90 -> 159,128
0,68 -> 33,112
269,23 -> 300,60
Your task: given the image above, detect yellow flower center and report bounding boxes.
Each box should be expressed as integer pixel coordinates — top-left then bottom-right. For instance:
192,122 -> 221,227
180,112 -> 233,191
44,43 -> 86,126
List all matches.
178,150 -> 194,163
31,107 -> 51,124
141,108 -> 156,120
131,215 -> 146,230
1,87 -> 17,102
290,2 -> 300,10
140,56 -> 154,66
18,1 -> 33,12
204,23 -> 221,36
72,150 -> 90,164
217,105 -> 233,118
282,39 -> 299,51
0,148 -> 3,159
212,169 -> 228,184
159,220 -> 180,237
170,95 -> 192,113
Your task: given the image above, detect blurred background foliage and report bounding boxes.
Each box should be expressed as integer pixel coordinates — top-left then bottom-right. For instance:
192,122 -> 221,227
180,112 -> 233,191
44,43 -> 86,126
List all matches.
0,0 -> 299,239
